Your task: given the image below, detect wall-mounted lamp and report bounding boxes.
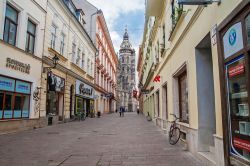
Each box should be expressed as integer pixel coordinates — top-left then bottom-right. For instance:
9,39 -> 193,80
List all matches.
43,54 -> 60,73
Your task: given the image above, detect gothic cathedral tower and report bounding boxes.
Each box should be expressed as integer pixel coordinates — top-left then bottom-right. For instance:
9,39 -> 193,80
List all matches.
117,28 -> 137,112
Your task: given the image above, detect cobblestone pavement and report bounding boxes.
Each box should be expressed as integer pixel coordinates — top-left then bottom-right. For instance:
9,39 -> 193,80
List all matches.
0,113 -> 204,166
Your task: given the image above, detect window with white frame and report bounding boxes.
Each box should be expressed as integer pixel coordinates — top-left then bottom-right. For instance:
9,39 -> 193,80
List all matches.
50,25 -> 57,49
81,52 -> 85,69
87,58 -> 90,74
71,43 -> 76,63
4,4 -> 18,46
76,48 -> 81,65
26,19 -> 36,54
60,34 -> 65,55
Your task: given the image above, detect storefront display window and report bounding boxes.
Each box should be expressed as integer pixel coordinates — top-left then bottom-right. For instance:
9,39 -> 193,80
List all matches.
0,76 -> 31,119
246,14 -> 250,45
226,55 -> 250,161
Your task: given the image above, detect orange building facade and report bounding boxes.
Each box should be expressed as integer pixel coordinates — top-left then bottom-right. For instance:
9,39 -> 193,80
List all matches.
94,13 -> 118,114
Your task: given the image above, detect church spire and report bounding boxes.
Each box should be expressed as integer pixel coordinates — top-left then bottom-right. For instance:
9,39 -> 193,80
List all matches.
123,27 -> 129,41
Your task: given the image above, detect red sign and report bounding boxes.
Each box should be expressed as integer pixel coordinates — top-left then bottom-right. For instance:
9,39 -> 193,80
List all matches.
228,63 -> 245,78
233,138 -> 250,152
153,75 -> 160,82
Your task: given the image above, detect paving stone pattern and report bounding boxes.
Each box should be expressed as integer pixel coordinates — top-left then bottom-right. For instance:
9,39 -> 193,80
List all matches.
0,113 -> 204,166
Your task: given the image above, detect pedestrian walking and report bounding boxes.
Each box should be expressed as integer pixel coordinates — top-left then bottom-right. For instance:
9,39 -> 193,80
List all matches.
119,106 -> 122,117
122,107 -> 125,117
137,108 -> 140,115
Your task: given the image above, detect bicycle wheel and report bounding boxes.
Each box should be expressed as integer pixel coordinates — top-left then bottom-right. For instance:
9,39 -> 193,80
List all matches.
169,127 -> 181,145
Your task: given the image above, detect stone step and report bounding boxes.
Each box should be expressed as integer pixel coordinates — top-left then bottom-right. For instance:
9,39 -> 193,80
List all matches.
198,151 -> 216,166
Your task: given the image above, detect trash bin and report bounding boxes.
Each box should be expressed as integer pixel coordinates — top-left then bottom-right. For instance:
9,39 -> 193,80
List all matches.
97,111 -> 101,118
48,116 -> 53,125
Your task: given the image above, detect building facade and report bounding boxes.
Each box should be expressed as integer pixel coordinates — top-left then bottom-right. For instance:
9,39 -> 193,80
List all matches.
117,29 -> 137,112
40,0 -> 97,124
73,0 -> 118,114
0,0 -> 47,132
141,0 -> 250,165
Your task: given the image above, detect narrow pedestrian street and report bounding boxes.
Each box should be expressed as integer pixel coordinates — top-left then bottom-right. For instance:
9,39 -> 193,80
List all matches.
0,113 -> 203,166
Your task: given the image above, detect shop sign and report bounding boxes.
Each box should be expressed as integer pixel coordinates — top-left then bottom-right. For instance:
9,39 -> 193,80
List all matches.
15,81 -> 31,94
223,22 -> 244,59
153,75 -> 161,82
228,63 -> 245,78
76,80 -> 94,98
0,76 -> 15,92
47,72 -> 65,92
6,58 -> 30,74
233,138 -> 250,152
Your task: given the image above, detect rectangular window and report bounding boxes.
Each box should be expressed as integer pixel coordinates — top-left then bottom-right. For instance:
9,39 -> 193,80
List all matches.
0,76 -> 31,120
3,4 -> 18,46
71,43 -> 76,63
0,92 -> 3,119
26,20 -> 36,54
60,34 -> 65,55
156,91 -> 160,117
51,25 -> 57,49
163,84 -> 168,119
81,53 -> 85,69
178,71 -> 189,123
76,48 -> 81,65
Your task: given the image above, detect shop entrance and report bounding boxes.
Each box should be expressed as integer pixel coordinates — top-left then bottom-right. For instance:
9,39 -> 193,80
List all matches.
195,33 -> 216,153
46,92 -> 64,121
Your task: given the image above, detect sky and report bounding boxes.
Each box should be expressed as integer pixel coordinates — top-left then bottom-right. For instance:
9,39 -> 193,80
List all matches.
87,0 -> 145,56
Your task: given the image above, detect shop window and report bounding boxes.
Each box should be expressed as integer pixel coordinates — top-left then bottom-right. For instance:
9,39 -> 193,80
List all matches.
0,92 -> 3,118
4,93 -> 13,119
178,71 -> 189,123
14,94 -> 22,118
245,14 -> 250,45
3,4 -> 18,46
26,19 -> 36,54
226,56 -> 250,160
0,76 -> 31,119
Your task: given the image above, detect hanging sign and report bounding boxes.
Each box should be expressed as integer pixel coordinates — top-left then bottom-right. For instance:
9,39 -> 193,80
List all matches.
223,22 -> 244,59
228,63 -> 245,78
47,72 -> 65,92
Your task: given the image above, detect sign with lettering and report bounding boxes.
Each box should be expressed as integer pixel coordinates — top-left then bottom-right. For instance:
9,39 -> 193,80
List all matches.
76,80 -> 95,99
15,80 -> 31,94
0,76 -> 15,92
228,63 -> 245,78
6,58 -> 30,74
223,22 -> 244,59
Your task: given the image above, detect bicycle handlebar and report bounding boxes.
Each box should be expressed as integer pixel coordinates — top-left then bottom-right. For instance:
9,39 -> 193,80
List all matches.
170,113 -> 180,120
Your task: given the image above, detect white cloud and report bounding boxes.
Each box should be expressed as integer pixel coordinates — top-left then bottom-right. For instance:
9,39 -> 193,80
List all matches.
86,0 -> 145,51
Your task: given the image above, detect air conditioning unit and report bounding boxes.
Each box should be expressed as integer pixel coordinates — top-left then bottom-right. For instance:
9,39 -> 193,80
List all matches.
177,0 -> 220,5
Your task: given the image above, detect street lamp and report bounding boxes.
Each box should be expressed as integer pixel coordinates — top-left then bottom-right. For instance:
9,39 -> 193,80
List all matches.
43,54 -> 60,73
52,54 -> 59,68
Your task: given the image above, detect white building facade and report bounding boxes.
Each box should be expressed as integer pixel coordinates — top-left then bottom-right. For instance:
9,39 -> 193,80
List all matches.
0,0 -> 47,132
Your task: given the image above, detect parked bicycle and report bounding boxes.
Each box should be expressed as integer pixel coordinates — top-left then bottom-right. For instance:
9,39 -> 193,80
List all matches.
169,114 -> 181,145
75,111 -> 86,121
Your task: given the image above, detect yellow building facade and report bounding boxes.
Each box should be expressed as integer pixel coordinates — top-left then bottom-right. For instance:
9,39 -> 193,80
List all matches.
141,0 -> 250,165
